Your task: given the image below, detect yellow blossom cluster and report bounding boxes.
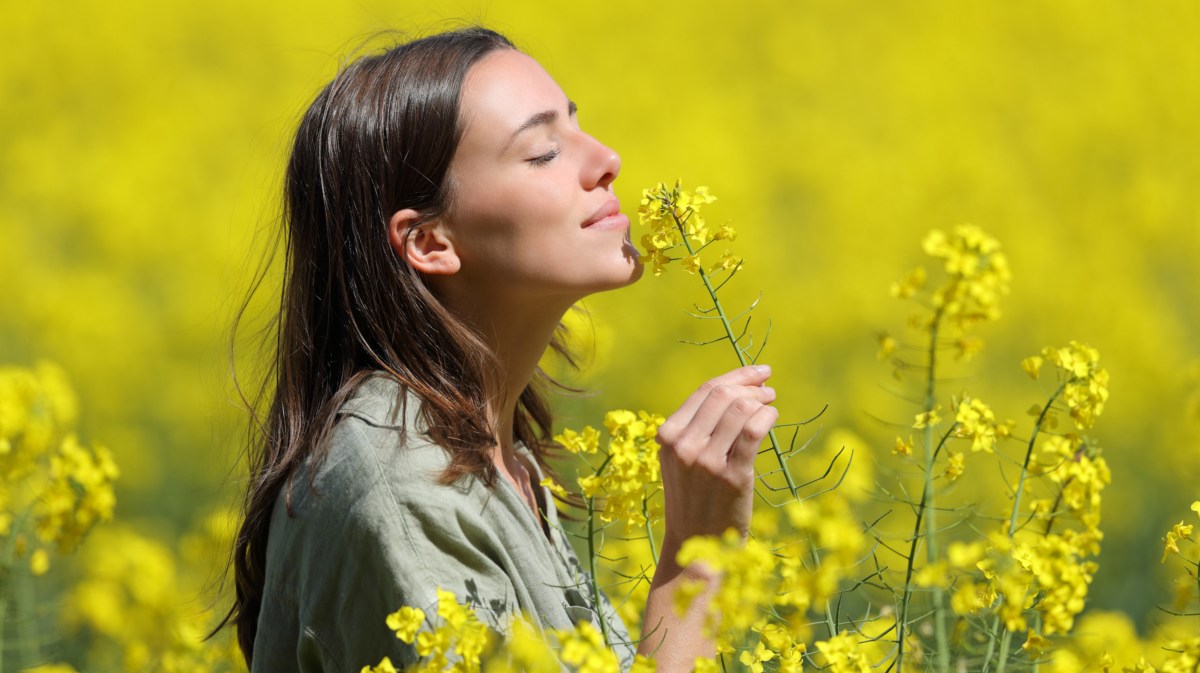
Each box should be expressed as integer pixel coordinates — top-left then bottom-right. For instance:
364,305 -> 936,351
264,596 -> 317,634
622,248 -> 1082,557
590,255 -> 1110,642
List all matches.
637,180 -> 739,277
1156,637 -> 1200,673
673,494 -> 865,660
367,598 -> 657,673
815,632 -> 871,673
1161,499 -> 1200,561
1025,342 -> 1110,430
1,362 -> 118,576
971,530 -> 1098,636
364,588 -> 496,673
676,530 -> 777,647
953,396 -> 1012,454
922,225 -> 1011,331
777,497 -> 867,613
889,225 -> 1011,337
556,410 -> 666,529
1161,501 -> 1200,613
61,514 -> 244,673
482,618 -> 658,673
1028,433 -> 1111,554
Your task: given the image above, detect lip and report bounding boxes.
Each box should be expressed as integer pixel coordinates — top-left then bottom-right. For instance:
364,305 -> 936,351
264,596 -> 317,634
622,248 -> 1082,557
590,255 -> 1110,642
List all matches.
581,197 -> 628,230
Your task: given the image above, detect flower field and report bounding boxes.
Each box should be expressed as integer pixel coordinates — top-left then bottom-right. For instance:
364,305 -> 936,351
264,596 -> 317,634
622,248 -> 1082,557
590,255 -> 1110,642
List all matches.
1,1 -> 1197,671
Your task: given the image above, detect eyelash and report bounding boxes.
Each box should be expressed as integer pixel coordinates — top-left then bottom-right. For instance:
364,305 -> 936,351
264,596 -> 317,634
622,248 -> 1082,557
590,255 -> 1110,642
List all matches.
528,148 -> 560,167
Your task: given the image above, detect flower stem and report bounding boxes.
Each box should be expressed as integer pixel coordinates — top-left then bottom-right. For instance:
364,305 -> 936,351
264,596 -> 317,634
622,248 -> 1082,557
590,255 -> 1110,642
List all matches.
643,498 -> 660,566
1009,382 -> 1067,536
996,628 -> 1014,673
671,210 -> 798,498
587,495 -> 611,647
585,453 -> 615,647
921,313 -> 950,673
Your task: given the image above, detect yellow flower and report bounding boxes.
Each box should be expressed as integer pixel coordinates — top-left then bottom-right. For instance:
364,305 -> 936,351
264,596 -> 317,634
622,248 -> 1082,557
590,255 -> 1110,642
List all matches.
30,547 -> 50,575
915,561 -> 949,587
944,451 -> 965,481
739,641 -> 776,673
638,181 -> 733,278
555,621 -> 619,673
913,407 -> 941,429
555,426 -> 600,454
1022,356 -> 1044,380
1023,633 -> 1052,656
893,435 -> 913,456
947,541 -> 985,569
877,333 -> 897,361
954,397 -> 999,452
816,632 -> 871,673
569,410 -> 665,528
950,582 -> 987,615
889,266 -> 926,299
385,605 -> 425,643
629,655 -> 656,673
716,251 -> 742,272
1162,521 -> 1194,562
361,657 -> 400,673
539,477 -> 568,500
955,336 -> 985,361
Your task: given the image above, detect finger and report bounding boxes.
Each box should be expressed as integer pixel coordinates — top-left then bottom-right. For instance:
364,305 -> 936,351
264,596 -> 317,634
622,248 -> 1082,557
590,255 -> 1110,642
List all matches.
726,404 -> 779,474
703,397 -> 763,468
665,365 -> 773,430
675,384 -> 775,450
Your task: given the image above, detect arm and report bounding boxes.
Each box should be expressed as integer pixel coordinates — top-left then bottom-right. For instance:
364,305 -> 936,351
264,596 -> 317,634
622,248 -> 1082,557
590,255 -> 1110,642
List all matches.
635,365 -> 779,672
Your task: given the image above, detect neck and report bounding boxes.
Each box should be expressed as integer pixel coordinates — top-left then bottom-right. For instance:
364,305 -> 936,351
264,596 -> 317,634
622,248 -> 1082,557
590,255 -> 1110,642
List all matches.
438,283 -> 575,467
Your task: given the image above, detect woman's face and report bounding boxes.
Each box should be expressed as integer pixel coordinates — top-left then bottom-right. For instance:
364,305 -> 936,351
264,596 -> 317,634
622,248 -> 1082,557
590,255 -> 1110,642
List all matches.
437,49 -> 642,307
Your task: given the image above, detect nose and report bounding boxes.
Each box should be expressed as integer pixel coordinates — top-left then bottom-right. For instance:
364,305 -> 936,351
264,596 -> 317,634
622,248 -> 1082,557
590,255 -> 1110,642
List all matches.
582,133 -> 621,190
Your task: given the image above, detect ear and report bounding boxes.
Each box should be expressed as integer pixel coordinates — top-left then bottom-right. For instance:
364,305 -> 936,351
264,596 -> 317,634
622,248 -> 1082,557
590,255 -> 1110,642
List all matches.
387,208 -> 461,276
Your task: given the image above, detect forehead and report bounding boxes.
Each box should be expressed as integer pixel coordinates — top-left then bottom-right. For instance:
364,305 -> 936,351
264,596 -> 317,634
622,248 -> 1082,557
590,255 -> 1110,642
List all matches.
458,50 -> 568,145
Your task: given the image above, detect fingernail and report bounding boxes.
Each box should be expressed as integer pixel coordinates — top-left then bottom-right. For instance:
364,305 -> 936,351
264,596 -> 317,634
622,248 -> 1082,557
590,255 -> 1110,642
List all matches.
753,364 -> 771,375
762,386 -> 776,397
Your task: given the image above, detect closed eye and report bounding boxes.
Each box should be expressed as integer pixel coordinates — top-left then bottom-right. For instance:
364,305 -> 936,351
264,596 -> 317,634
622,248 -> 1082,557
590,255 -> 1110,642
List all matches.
528,148 -> 560,167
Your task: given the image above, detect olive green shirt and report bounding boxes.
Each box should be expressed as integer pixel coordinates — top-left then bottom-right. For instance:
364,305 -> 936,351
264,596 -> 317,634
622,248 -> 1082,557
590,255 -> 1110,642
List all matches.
252,374 -> 636,672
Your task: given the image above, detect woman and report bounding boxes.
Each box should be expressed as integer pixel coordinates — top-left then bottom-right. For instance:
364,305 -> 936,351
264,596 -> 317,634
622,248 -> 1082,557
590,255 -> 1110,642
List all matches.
229,27 -> 778,673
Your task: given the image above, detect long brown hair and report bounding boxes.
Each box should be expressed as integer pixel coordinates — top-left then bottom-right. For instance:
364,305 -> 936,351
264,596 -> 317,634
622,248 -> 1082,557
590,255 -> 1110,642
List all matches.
224,27 -> 576,665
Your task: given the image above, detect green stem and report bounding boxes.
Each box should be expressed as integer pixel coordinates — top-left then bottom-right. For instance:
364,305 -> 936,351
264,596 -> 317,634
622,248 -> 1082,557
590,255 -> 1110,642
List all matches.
670,209 -> 797,498
643,497 -> 659,566
0,514 -> 23,673
1008,382 -> 1067,536
922,313 -> 950,673
0,572 -> 7,673
895,423 -> 955,673
587,495 -> 611,647
996,628 -> 1014,673
15,566 -> 37,669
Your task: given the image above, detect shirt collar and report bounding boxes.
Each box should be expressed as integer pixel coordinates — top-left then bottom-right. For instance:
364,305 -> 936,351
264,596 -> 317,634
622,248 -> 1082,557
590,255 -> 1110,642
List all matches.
337,372 -> 425,431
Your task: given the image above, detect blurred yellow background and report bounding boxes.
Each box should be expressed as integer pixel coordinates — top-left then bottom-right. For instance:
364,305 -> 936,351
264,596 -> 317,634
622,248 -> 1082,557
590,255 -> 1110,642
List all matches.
2,0 -> 1197,664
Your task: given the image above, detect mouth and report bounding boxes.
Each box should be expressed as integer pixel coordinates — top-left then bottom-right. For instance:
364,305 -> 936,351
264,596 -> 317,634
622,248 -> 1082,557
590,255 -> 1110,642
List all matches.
582,197 -> 629,230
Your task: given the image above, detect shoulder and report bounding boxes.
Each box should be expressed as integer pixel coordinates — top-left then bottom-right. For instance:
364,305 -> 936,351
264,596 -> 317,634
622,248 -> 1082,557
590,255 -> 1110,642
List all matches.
311,373 -> 450,497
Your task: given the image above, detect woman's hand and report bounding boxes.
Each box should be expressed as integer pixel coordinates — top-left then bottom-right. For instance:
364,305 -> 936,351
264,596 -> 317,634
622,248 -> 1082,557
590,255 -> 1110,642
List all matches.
656,364 -> 778,553
637,364 -> 777,671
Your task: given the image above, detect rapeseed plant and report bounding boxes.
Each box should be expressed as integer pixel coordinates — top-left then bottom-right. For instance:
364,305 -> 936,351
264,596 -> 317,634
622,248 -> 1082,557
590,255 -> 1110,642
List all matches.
0,363 -> 118,671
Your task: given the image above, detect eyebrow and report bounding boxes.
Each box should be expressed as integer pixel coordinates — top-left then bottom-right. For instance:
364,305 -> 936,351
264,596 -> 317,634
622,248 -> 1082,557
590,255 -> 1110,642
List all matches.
504,100 -> 578,151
